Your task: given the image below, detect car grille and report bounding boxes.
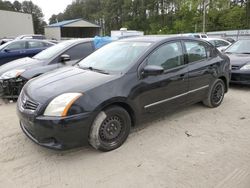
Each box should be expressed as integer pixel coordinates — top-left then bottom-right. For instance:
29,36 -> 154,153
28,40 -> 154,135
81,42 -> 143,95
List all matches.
19,92 -> 39,112
231,65 -> 240,70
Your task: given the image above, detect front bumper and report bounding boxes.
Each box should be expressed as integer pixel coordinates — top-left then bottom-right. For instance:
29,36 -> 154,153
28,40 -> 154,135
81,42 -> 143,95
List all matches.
17,108 -> 95,150
0,77 -> 27,99
230,70 -> 250,85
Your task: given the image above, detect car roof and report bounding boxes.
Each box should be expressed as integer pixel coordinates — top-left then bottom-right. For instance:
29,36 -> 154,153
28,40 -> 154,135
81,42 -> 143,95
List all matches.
203,38 -> 228,41
12,39 -> 52,43
118,36 -> 207,43
59,38 -> 93,45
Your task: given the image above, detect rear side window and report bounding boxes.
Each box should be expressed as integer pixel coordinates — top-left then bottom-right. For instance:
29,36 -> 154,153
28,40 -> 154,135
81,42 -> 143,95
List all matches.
43,42 -> 53,47
201,35 -> 207,38
28,41 -> 45,48
213,40 -> 229,47
184,41 -> 211,63
5,41 -> 26,50
64,42 -> 93,60
147,42 -> 184,70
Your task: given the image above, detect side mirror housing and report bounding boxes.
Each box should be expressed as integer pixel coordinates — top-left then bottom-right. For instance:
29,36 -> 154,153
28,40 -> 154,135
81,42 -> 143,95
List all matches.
142,65 -> 164,77
60,54 -> 71,63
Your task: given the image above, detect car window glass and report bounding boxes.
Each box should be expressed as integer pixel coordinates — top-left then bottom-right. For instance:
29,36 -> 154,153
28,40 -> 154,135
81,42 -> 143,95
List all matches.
147,42 -> 184,70
185,41 -> 209,63
201,35 -> 207,38
64,42 -> 93,60
214,40 -> 229,47
43,42 -> 53,47
5,41 -> 26,50
28,41 -> 45,48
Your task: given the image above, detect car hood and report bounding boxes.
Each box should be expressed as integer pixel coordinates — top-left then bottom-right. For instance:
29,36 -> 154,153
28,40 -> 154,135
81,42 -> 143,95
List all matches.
24,66 -> 120,103
0,57 -> 44,76
226,53 -> 250,66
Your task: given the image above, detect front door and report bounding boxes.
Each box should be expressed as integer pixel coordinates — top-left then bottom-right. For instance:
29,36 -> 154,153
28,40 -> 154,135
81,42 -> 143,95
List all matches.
135,41 -> 189,114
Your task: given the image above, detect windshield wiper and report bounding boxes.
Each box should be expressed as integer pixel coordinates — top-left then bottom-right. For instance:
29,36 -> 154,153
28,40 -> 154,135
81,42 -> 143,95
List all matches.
81,66 -> 109,75
240,52 -> 250,54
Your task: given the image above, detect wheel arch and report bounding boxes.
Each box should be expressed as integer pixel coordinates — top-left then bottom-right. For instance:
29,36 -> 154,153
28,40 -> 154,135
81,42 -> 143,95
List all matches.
96,99 -> 137,127
218,76 -> 228,92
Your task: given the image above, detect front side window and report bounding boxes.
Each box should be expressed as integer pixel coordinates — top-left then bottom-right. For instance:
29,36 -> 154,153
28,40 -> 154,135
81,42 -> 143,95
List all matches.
147,42 -> 184,70
64,42 -> 93,60
185,41 -> 209,63
5,41 -> 26,50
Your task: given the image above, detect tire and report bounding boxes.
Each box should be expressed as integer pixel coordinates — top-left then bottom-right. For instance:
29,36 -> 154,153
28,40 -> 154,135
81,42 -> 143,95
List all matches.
89,106 -> 131,151
203,79 -> 225,108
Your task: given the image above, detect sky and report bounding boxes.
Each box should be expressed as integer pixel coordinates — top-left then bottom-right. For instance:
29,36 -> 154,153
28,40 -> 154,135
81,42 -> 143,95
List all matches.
10,0 -> 73,23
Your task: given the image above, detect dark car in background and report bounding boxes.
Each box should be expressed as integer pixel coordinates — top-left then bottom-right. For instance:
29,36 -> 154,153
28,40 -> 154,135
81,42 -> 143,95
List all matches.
224,39 -> 250,84
0,39 -> 96,98
0,39 -> 54,65
17,37 -> 230,151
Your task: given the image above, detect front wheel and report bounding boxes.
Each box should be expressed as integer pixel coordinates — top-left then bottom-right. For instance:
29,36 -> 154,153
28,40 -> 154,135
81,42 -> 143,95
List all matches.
203,79 -> 225,108
89,106 -> 131,151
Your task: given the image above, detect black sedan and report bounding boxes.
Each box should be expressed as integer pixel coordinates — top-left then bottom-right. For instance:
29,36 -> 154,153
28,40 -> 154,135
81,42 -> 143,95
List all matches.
224,39 -> 250,84
0,39 -> 95,98
17,37 -> 230,151
0,39 -> 54,65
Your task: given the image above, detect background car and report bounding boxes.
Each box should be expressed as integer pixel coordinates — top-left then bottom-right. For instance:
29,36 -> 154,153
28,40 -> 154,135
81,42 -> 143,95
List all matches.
15,34 -> 46,40
225,39 -> 250,84
17,37 -> 230,151
204,38 -> 232,51
0,38 -> 112,98
0,39 -> 54,65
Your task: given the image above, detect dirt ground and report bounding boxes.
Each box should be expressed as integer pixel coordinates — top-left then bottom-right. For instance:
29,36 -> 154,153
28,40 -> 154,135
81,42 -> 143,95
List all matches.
1,86 -> 250,188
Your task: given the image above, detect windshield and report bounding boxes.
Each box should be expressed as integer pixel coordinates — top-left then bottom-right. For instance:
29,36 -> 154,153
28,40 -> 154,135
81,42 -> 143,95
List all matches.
225,40 -> 250,54
78,41 -> 151,72
33,40 -> 74,60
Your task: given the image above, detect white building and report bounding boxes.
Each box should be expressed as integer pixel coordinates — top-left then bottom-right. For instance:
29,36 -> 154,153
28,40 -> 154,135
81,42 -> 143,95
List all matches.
0,10 -> 34,38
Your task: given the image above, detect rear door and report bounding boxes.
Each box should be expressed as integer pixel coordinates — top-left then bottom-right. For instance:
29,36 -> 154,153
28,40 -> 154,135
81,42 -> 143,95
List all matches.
183,40 -> 218,104
136,41 -> 189,113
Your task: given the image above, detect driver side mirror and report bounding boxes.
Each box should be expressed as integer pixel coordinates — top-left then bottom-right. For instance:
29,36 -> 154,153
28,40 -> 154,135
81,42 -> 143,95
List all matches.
142,65 -> 164,77
60,54 -> 71,63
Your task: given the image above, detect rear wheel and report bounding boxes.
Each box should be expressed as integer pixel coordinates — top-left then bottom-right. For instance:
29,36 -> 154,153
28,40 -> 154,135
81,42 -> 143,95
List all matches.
89,106 -> 131,151
203,79 -> 225,108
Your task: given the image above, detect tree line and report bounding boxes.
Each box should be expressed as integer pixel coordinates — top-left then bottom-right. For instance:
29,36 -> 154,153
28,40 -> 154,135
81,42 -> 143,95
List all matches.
0,0 -> 45,34
0,0 -> 249,35
50,0 -> 250,35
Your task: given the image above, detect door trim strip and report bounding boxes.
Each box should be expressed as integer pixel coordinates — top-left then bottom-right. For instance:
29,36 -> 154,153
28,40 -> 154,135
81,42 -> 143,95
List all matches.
144,85 -> 209,109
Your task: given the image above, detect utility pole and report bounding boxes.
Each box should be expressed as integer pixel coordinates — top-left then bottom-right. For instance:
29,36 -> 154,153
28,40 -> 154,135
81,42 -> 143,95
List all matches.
202,0 -> 210,33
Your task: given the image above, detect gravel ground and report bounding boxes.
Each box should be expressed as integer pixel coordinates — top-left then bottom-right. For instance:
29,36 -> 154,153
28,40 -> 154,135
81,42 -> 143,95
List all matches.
1,86 -> 250,188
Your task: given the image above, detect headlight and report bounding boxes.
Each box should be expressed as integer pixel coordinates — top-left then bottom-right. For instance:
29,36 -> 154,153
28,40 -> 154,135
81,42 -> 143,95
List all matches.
0,69 -> 25,79
240,63 -> 250,70
44,93 -> 83,117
